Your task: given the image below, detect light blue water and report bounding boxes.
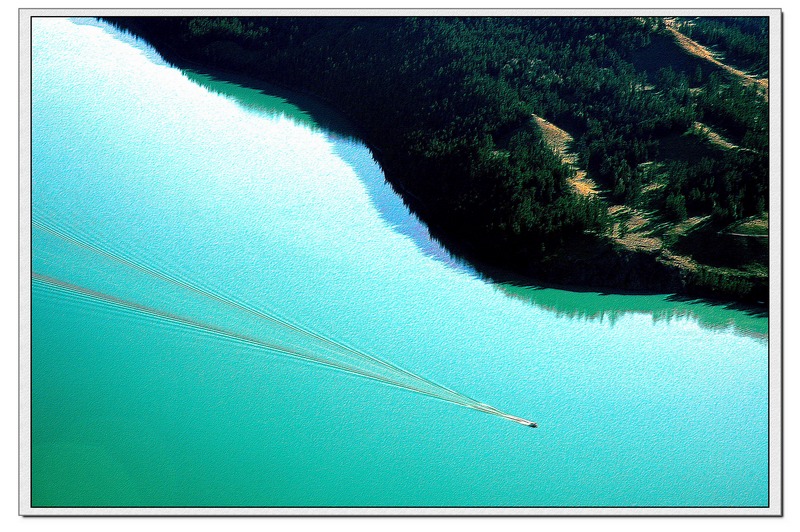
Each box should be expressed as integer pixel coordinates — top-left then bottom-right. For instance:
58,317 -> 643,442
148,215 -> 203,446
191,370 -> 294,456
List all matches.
31,18 -> 768,507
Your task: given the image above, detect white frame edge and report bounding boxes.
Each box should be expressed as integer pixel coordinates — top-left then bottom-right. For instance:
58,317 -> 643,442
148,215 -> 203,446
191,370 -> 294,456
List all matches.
18,7 -> 783,517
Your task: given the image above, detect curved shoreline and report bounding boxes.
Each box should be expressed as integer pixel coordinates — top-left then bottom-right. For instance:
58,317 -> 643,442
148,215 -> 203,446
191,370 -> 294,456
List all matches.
102,18 -> 768,310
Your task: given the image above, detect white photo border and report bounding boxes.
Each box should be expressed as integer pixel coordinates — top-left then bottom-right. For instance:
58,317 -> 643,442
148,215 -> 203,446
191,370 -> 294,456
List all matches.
18,7 -> 783,516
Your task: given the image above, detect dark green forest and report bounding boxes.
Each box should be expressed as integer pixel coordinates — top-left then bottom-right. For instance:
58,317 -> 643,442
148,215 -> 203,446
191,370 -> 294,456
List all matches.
104,16 -> 770,305
675,17 -> 769,77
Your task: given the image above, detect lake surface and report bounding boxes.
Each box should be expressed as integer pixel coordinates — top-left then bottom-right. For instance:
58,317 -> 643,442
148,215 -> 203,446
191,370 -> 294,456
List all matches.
31,18 -> 769,508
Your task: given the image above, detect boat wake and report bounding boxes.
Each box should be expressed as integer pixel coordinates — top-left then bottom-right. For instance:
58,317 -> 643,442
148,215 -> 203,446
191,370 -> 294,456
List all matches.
32,215 -> 537,428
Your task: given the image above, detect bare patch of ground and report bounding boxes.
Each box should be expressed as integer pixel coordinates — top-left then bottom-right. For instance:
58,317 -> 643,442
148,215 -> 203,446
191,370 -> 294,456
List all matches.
660,250 -> 698,271
724,214 -> 769,237
532,114 -> 598,197
664,18 -> 768,100
691,121 -> 739,150
608,205 -> 663,252
640,182 -> 665,195
669,215 -> 711,238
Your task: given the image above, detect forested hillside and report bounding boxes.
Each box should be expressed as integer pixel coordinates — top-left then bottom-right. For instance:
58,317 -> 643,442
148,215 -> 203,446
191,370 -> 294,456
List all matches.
674,16 -> 769,77
104,16 -> 770,305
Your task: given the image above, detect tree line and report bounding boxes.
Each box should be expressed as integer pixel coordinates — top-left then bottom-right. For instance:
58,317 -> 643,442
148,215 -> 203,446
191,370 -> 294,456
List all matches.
104,16 -> 769,294
675,17 -> 769,77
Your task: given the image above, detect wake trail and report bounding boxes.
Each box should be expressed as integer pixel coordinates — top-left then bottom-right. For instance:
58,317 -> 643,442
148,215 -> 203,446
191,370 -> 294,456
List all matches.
31,216 -> 495,412
33,273 -> 526,422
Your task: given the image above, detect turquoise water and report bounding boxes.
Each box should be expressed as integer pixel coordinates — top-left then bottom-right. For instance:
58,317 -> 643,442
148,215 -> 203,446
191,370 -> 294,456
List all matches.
31,18 -> 768,508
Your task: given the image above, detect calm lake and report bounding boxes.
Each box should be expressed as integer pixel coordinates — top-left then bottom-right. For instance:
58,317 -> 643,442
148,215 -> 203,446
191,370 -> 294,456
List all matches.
31,18 -> 768,507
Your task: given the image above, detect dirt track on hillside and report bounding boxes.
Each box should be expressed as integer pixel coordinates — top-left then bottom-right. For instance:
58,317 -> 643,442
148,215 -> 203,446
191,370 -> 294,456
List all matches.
664,18 -> 768,101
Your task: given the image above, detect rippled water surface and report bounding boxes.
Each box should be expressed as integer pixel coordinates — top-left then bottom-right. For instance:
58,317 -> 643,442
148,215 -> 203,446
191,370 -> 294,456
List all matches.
31,18 -> 769,507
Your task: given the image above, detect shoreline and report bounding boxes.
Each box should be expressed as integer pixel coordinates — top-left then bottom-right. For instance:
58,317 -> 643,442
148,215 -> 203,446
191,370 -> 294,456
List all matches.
103,17 -> 768,311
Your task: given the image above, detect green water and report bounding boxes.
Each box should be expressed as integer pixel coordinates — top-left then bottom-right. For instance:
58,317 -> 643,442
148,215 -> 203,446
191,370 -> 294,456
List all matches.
31,18 -> 769,508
